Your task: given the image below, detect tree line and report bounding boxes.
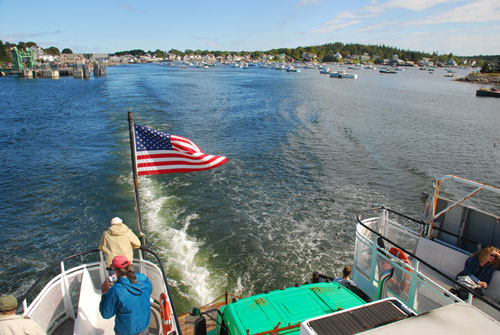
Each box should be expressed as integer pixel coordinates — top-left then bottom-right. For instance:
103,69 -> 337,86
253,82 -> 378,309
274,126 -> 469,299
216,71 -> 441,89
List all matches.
114,43 -> 499,68
0,41 -> 73,63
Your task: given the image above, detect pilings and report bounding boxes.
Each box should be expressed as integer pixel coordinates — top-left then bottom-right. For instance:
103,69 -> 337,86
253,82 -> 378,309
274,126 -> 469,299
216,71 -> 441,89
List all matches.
10,63 -> 106,80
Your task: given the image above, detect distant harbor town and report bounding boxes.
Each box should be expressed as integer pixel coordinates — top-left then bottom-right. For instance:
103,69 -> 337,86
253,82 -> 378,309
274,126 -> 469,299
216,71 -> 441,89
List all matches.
1,43 -> 481,79
2,44 -> 499,88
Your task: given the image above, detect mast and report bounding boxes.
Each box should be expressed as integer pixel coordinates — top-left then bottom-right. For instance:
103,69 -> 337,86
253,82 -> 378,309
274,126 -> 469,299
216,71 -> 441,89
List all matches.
128,112 -> 145,245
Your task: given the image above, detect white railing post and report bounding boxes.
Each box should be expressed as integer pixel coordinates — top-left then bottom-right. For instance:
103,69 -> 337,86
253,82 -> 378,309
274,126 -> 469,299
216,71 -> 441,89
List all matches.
60,262 -> 76,320
99,251 -> 107,283
370,231 -> 379,285
407,264 -> 418,311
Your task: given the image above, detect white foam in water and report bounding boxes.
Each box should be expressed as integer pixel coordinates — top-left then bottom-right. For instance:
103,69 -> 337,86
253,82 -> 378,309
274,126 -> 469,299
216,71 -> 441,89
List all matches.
137,177 -> 215,304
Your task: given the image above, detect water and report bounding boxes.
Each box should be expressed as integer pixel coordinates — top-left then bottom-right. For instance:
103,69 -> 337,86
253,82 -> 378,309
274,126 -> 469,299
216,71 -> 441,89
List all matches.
1,64 -> 499,312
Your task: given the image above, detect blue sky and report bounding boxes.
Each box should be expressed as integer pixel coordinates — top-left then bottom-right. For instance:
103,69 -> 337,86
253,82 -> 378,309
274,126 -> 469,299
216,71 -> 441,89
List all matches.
0,0 -> 499,56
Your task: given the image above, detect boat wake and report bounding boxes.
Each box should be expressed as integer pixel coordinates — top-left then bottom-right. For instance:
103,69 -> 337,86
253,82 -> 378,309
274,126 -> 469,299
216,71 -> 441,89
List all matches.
132,176 -> 216,306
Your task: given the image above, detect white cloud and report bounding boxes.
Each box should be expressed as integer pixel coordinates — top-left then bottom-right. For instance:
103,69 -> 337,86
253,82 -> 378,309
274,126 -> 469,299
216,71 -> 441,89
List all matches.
309,0 -> 500,36
420,0 -> 500,24
383,0 -> 452,11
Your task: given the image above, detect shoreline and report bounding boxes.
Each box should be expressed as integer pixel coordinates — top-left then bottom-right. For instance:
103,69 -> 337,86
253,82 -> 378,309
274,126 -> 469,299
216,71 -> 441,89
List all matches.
455,73 -> 500,86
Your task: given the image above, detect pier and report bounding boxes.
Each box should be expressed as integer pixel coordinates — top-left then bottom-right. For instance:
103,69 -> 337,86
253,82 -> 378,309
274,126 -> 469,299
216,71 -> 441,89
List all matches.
2,47 -> 107,79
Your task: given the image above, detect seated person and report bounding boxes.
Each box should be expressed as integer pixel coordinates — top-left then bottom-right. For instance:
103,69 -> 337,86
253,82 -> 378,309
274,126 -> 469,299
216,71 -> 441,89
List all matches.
457,246 -> 500,289
334,265 -> 356,287
453,246 -> 500,296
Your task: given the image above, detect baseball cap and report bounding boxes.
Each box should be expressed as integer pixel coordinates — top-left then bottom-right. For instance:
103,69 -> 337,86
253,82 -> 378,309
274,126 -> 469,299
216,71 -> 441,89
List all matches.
111,255 -> 131,269
0,295 -> 17,312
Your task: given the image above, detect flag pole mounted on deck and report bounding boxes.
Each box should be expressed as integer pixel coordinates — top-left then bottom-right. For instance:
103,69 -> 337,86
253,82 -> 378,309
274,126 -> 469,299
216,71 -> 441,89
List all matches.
128,112 -> 145,245
128,111 -> 228,245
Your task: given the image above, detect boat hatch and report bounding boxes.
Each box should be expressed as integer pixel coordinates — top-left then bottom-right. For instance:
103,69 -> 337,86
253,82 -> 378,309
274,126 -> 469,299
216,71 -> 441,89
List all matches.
300,298 -> 414,335
219,282 -> 366,335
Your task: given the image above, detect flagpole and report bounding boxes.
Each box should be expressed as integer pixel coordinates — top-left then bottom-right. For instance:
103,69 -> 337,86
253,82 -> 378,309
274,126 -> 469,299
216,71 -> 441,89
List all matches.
128,111 -> 146,246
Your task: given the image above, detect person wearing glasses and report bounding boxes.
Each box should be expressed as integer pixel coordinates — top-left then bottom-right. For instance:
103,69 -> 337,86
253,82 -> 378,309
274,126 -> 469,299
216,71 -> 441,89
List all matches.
456,246 -> 500,290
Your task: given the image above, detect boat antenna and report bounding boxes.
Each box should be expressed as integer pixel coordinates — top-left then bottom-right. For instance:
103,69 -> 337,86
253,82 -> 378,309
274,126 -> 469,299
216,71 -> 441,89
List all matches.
128,111 -> 146,246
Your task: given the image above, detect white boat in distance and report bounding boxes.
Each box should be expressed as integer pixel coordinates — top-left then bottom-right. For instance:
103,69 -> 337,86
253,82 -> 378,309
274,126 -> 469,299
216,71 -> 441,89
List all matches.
330,70 -> 358,79
286,66 -> 301,72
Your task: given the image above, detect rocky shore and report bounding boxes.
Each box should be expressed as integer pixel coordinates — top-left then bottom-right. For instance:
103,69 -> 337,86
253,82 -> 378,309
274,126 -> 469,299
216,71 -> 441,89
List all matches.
455,73 -> 500,85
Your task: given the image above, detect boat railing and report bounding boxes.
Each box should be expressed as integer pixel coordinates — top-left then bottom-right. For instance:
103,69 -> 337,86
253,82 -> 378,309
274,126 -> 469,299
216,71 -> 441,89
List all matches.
425,175 -> 500,241
354,207 -> 500,315
19,247 -> 181,335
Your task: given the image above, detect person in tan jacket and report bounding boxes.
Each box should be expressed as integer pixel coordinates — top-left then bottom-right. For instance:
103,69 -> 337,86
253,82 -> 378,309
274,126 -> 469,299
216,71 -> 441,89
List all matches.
98,217 -> 141,268
0,295 -> 46,335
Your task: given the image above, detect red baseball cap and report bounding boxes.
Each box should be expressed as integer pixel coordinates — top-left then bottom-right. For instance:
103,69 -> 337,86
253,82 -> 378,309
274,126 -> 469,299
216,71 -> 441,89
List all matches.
111,255 -> 131,269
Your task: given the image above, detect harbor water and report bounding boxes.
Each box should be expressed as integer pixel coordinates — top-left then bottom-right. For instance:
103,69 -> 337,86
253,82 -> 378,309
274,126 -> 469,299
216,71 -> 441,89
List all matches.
1,64 -> 499,313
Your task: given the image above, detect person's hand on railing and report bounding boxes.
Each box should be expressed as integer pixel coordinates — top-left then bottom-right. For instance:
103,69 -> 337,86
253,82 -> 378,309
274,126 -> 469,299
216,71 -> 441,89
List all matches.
478,281 -> 488,289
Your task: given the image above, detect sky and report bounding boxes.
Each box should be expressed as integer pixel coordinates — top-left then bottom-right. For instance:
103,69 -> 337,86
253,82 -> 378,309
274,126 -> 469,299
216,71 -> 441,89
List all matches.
0,0 -> 499,56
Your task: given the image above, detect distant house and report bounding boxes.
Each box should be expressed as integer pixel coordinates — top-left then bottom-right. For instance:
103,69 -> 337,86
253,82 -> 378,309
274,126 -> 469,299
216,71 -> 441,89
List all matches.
39,54 -> 55,62
90,53 -> 109,61
277,53 -> 286,60
29,46 -> 44,60
301,52 -> 317,61
166,53 -> 177,61
60,54 -> 85,64
447,59 -> 457,66
335,52 -> 342,59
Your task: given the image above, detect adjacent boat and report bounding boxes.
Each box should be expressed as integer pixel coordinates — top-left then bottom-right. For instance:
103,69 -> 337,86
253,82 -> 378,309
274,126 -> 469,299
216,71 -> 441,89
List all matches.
185,175 -> 500,335
476,87 -> 500,98
354,175 -> 500,321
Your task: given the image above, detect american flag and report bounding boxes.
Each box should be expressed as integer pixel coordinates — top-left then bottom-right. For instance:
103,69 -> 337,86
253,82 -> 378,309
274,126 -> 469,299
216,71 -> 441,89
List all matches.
134,124 -> 228,176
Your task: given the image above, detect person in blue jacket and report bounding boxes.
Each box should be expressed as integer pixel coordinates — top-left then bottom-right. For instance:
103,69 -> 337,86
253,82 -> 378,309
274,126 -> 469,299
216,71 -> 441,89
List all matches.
456,246 -> 500,289
100,255 -> 152,335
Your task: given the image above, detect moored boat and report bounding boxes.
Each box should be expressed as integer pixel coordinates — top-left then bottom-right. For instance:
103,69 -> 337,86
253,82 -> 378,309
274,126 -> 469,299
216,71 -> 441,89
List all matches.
286,66 -> 301,73
379,68 -> 397,74
330,70 -> 358,79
